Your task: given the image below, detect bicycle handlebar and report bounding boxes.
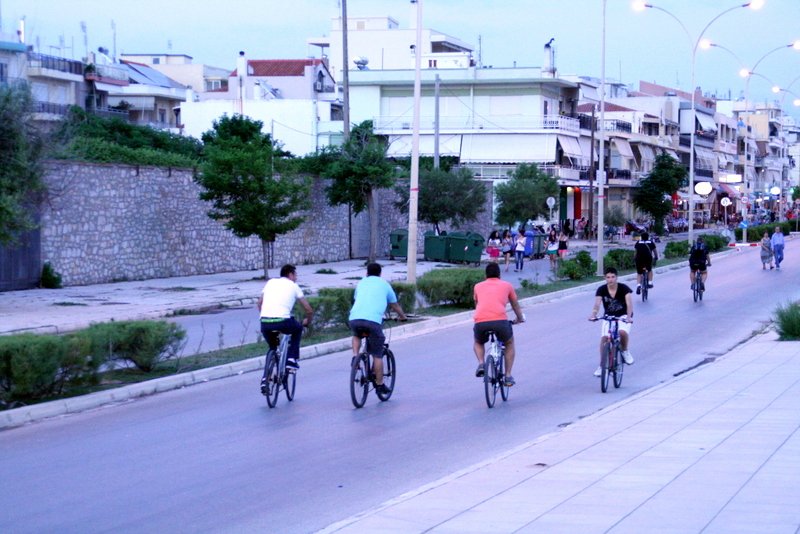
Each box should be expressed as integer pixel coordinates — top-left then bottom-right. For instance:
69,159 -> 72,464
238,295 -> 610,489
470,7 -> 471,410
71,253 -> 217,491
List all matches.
589,315 -> 631,323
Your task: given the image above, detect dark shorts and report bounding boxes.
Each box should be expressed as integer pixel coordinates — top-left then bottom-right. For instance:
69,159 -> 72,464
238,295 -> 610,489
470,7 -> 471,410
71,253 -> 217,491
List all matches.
635,259 -> 653,275
690,263 -> 707,273
474,320 -> 513,344
349,319 -> 385,358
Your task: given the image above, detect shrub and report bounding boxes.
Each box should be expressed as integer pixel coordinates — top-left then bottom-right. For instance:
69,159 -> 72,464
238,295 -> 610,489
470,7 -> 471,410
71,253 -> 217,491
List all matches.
702,233 -> 729,252
574,250 -> 596,274
390,282 -> 417,314
85,320 -> 186,372
300,295 -> 342,334
603,248 -> 635,271
416,268 -> 484,307
664,240 -> 690,258
40,262 -> 63,289
557,259 -> 587,280
775,302 -> 800,340
56,136 -> 198,168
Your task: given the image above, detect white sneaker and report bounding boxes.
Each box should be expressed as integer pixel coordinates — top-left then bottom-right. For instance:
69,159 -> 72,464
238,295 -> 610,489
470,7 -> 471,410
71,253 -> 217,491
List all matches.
622,351 -> 634,365
593,366 -> 602,377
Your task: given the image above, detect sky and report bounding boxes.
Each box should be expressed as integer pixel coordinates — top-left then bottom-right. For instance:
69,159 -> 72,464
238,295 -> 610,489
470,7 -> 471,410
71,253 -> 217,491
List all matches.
4,0 -> 800,113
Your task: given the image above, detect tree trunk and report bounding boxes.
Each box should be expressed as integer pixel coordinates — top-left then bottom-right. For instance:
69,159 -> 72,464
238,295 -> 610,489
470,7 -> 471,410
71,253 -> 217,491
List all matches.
261,239 -> 271,279
367,189 -> 378,263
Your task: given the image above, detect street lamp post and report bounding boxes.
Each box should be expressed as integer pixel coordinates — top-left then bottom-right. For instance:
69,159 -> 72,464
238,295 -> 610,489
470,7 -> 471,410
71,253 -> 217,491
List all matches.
633,0 -> 764,243
596,0 -> 607,276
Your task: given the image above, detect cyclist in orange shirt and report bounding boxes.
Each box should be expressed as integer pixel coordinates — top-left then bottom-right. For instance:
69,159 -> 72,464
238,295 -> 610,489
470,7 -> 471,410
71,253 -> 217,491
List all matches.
473,262 -> 525,386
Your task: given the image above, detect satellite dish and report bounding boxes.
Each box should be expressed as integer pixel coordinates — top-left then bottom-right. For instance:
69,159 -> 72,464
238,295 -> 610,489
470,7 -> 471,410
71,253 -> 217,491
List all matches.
353,56 -> 369,70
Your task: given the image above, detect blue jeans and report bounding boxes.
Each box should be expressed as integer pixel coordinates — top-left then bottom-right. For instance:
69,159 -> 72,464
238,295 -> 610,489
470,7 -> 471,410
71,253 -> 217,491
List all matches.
260,317 -> 303,360
515,250 -> 524,270
773,243 -> 784,266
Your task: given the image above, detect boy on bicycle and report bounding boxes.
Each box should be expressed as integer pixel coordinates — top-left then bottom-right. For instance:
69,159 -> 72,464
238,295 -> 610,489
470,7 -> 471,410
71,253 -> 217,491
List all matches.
689,236 -> 711,291
348,263 -> 407,396
473,262 -> 525,386
634,231 -> 657,294
589,267 -> 634,377
258,264 -> 314,372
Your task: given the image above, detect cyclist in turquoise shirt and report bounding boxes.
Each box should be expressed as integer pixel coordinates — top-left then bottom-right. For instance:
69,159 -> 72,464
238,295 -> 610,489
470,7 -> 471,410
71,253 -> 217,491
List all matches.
348,263 -> 407,395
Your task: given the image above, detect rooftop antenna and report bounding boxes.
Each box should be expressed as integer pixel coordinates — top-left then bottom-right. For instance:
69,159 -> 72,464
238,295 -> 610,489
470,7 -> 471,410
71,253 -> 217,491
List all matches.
80,21 -> 88,61
168,39 -> 172,51
111,19 -> 116,62
477,34 -> 482,68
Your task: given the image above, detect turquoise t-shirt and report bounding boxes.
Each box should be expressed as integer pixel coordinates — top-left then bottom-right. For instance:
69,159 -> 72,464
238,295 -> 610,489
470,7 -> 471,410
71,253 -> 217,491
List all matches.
349,276 -> 398,324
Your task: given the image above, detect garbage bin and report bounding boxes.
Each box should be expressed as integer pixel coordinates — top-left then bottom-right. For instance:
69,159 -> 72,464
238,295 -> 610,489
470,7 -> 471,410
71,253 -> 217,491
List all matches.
424,231 -> 448,262
389,228 -> 408,259
531,233 -> 545,259
463,232 -> 485,265
446,231 -> 468,263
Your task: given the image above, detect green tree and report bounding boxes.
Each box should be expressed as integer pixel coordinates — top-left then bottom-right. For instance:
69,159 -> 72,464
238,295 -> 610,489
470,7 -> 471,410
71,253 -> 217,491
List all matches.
195,115 -> 310,278
325,120 -> 394,262
394,167 -> 487,234
494,163 -> 559,229
0,83 -> 45,245
632,153 -> 687,234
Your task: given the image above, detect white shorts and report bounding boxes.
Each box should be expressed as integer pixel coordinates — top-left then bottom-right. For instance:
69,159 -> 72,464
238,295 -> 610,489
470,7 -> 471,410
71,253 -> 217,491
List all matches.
600,316 -> 632,338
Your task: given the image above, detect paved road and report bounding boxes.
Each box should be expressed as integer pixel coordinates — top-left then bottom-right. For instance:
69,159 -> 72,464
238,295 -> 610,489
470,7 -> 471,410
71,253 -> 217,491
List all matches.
1,243 -> 797,533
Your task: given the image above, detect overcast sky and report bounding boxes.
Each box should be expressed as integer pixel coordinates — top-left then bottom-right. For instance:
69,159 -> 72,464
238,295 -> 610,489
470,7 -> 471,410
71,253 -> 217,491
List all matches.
5,0 -> 800,111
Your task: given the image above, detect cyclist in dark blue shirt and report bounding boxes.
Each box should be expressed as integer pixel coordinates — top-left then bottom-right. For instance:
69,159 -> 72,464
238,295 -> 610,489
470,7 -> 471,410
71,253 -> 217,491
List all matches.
689,236 -> 712,291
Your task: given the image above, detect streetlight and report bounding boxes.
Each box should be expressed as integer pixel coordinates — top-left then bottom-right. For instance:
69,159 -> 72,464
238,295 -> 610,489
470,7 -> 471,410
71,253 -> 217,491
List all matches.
596,0 -> 608,276
741,40 -> 800,113
633,0 -> 764,243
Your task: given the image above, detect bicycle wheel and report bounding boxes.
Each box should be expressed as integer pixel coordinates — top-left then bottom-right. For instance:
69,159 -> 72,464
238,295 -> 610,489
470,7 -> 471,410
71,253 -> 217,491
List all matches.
699,282 -> 704,301
484,358 -> 498,408
265,356 -> 280,408
284,368 -> 296,401
692,280 -> 699,302
613,346 -> 624,388
641,280 -> 648,302
376,348 -> 396,402
499,350 -> 509,402
600,342 -> 611,393
350,354 -> 370,408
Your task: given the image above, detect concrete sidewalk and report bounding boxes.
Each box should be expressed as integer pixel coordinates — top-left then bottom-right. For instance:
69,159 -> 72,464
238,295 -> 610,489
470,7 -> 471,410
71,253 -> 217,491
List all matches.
319,329 -> 800,534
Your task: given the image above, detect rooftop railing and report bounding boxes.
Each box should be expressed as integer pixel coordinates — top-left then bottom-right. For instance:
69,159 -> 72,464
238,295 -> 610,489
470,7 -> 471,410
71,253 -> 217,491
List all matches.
27,52 -> 84,76
374,114 -> 580,133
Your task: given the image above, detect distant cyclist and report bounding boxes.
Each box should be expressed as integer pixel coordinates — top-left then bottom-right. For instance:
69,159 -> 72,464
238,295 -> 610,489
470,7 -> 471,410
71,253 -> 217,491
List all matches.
258,264 -> 314,372
348,263 -> 407,396
473,262 -> 525,386
689,236 -> 711,291
589,267 -> 634,377
634,231 -> 658,294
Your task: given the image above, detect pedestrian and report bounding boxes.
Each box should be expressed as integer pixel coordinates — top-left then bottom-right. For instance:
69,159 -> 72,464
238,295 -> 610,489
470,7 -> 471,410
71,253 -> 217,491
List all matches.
771,226 -> 785,269
514,228 -> 526,271
760,231 -> 774,270
546,229 -> 559,270
487,230 -> 501,263
557,227 -> 569,260
577,217 -> 587,240
563,219 -> 573,239
501,229 -> 513,271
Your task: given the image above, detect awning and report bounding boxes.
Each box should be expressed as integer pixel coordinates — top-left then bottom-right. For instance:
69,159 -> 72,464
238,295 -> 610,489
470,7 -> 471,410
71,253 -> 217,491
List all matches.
579,85 -> 600,103
579,137 -> 597,162
557,135 -> 583,160
755,140 -> 768,157
746,167 -> 757,181
612,138 -> 634,159
718,183 -> 741,198
460,134 -> 556,164
696,112 -> 718,133
94,82 -> 124,93
694,147 -> 716,170
664,149 -> 681,161
386,134 -> 462,158
635,144 -> 655,163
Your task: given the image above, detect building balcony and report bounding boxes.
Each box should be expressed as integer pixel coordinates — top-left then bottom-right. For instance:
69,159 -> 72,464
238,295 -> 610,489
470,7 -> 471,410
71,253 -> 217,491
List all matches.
373,114 -> 580,134
27,52 -> 84,82
31,100 -> 71,116
602,119 -> 632,134
85,63 -> 129,86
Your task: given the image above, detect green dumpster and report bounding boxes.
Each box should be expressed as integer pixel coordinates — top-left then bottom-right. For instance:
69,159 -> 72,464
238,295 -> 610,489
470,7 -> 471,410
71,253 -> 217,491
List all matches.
463,232 -> 485,265
424,231 -> 448,262
446,231 -> 468,263
389,228 -> 408,259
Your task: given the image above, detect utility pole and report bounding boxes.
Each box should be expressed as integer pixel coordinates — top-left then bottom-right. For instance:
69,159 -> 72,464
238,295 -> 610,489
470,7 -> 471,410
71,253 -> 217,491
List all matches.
596,0 -> 606,276
433,74 -> 440,169
588,105 -> 596,237
341,0 -> 350,141
406,0 -> 423,283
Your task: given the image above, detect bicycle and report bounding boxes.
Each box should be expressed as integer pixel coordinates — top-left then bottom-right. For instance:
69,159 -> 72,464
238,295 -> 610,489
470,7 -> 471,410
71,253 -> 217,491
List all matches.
691,269 -> 706,302
640,268 -> 649,302
483,327 -> 511,408
349,325 -> 397,409
591,315 -> 628,393
260,331 -> 296,408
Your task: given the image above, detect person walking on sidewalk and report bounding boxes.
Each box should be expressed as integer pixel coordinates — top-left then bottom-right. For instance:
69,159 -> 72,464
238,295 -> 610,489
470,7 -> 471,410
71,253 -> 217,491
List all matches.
501,229 -> 514,271
771,226 -> 785,269
473,262 -> 525,386
514,228 -> 526,272
258,264 -> 314,372
760,231 -> 774,270
487,230 -> 501,263
348,263 -> 408,396
589,267 -> 634,377
546,229 -> 559,270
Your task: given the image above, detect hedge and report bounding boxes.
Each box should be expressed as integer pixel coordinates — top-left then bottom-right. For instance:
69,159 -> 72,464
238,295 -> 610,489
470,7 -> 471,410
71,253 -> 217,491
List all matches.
416,268 -> 484,307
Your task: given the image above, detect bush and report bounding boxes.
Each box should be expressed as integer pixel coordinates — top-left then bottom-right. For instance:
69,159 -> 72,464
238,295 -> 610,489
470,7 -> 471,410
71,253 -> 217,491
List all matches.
56,136 -> 198,168
734,222 -> 793,243
0,332 -> 100,405
702,233 -> 729,252
604,248 -> 635,271
390,282 -> 417,314
40,262 -> 63,289
574,250 -> 595,274
417,268 -> 484,307
557,251 -> 596,280
664,240 -> 690,258
85,320 -> 186,372
775,302 -> 800,340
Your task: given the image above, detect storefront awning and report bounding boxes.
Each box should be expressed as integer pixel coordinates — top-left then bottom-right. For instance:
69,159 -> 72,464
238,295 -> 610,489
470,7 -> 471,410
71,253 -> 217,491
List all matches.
557,135 -> 583,160
460,134 -> 556,164
718,183 -> 741,199
612,138 -> 634,159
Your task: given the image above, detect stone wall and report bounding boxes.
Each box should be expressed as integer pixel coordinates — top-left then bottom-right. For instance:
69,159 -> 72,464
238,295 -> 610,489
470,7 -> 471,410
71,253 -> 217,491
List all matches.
39,161 -> 497,286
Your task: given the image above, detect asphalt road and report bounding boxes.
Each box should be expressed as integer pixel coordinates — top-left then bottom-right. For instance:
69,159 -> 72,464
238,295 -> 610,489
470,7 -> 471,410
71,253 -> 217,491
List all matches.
1,243 -> 797,533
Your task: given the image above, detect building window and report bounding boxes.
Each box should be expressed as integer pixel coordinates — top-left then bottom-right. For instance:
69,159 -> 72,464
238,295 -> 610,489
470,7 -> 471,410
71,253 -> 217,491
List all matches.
153,58 -> 160,64
158,109 -> 166,123
0,62 -> 6,83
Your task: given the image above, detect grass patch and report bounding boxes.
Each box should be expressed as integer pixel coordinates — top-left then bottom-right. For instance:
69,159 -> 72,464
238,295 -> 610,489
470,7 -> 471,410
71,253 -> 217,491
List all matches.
52,301 -> 88,307
344,276 -> 362,280
315,268 -> 338,274
774,302 -> 800,340
161,286 -> 196,292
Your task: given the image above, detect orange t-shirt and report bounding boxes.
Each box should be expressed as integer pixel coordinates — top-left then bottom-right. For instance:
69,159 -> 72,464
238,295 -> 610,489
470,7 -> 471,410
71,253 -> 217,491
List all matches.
473,278 -> 517,323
